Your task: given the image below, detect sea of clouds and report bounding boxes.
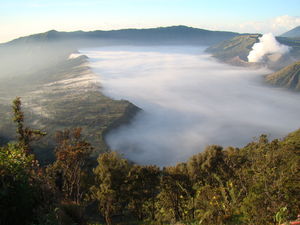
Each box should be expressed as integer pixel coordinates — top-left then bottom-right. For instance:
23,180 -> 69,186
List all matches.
81,46 -> 300,166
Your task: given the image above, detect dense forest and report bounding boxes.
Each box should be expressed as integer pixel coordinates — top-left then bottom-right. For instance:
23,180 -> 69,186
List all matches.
0,98 -> 299,225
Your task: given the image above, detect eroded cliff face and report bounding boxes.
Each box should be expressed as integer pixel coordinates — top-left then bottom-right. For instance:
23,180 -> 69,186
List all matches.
0,48 -> 140,164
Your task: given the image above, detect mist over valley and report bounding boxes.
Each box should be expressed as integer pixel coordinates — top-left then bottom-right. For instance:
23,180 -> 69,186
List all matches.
82,46 -> 300,166
2,1 -> 300,223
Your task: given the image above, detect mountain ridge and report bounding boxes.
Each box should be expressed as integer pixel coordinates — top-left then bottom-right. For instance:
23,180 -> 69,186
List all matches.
280,25 -> 300,38
206,34 -> 261,61
206,34 -> 300,70
265,60 -> 300,90
2,25 -> 239,47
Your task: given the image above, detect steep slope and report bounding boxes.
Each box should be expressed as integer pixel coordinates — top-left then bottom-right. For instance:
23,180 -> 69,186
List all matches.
281,26 -> 300,38
0,25 -> 239,163
265,60 -> 300,90
2,26 -> 239,46
276,36 -> 300,59
206,34 -> 260,61
207,34 -> 300,69
0,44 -> 140,163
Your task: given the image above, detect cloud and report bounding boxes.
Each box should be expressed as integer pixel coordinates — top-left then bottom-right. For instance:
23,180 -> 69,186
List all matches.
82,46 -> 300,166
233,15 -> 300,35
271,15 -> 300,33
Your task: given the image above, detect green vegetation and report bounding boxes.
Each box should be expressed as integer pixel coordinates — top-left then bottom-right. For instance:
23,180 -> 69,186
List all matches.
1,98 -> 299,225
265,60 -> 300,90
12,97 -> 46,154
48,127 -> 93,203
91,152 -> 130,225
0,43 -> 139,164
1,99 -> 53,225
1,30 -> 300,224
0,26 -> 239,163
0,143 -> 40,225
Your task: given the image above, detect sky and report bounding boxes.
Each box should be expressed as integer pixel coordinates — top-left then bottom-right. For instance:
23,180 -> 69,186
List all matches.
0,0 -> 299,43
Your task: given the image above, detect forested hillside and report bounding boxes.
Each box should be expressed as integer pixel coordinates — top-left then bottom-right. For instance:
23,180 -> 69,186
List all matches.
1,99 -> 299,225
1,26 -> 300,225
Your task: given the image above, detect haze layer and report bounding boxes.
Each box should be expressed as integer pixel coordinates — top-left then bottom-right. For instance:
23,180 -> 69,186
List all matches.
82,46 -> 300,166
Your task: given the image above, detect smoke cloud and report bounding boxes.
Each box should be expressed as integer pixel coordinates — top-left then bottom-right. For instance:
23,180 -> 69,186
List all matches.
82,46 -> 300,166
247,33 -> 290,62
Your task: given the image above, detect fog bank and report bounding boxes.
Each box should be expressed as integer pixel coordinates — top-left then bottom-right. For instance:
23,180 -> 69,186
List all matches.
82,46 -> 300,166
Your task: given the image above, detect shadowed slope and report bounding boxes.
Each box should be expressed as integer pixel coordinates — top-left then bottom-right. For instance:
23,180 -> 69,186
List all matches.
266,60 -> 300,91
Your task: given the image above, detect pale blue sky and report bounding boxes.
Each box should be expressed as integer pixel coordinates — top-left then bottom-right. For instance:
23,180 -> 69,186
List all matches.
0,0 -> 299,43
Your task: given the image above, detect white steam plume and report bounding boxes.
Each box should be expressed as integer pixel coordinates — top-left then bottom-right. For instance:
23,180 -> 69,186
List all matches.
68,53 -> 82,59
247,33 -> 290,62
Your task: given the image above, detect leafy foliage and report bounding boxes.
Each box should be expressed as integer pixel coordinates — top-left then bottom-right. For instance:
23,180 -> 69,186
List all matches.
1,98 -> 299,225
124,165 -> 160,220
0,143 -> 38,225
90,152 -> 130,225
12,97 -> 46,154
48,127 -> 93,203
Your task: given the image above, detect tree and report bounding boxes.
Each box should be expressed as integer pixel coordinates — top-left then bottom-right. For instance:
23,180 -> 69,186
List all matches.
0,97 -> 52,225
239,136 -> 300,224
49,127 -> 93,204
156,163 -> 193,223
125,165 -> 160,220
12,97 -> 46,154
195,179 -> 244,225
0,143 -> 38,225
187,145 -> 232,187
90,152 -> 129,225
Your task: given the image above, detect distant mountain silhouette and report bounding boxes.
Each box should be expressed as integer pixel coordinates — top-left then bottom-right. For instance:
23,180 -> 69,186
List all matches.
2,26 -> 239,47
281,26 -> 300,38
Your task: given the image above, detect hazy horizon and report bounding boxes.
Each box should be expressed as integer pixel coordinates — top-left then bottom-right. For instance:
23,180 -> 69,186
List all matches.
1,0 -> 299,43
